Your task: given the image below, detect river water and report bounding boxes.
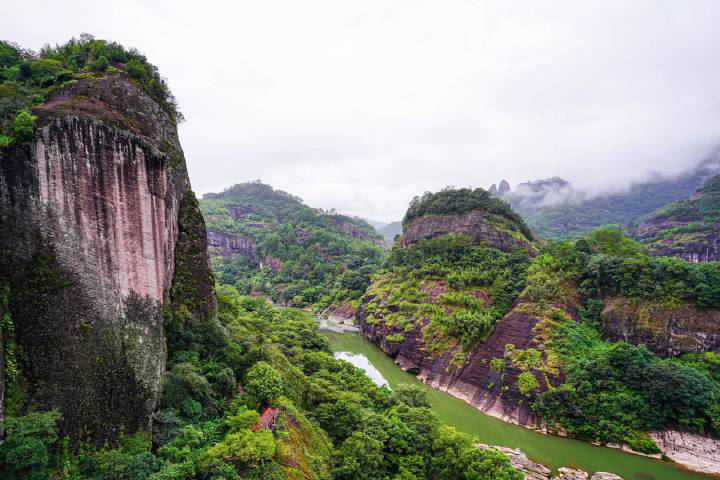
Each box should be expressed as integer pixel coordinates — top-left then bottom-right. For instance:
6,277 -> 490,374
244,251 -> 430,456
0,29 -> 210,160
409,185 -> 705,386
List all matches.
320,326 -> 716,480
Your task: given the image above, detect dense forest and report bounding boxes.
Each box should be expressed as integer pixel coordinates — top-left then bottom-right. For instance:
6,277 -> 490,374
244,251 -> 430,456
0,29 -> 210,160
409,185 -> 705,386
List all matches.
0,286 -> 524,480
521,227 -> 720,452
201,182 -> 386,311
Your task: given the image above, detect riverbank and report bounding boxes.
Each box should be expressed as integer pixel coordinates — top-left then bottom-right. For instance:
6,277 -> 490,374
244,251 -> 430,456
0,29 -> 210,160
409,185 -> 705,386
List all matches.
319,320 -> 719,480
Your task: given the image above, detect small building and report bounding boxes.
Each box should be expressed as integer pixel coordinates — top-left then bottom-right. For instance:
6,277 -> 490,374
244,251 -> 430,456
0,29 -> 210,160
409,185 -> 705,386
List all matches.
252,407 -> 281,432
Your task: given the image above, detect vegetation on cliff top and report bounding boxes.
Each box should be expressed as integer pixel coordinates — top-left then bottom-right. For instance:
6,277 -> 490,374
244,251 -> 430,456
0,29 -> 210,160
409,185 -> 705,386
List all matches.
363,233 -> 531,354
0,286 -> 524,480
201,181 -> 385,310
0,34 -> 181,145
403,187 -> 534,241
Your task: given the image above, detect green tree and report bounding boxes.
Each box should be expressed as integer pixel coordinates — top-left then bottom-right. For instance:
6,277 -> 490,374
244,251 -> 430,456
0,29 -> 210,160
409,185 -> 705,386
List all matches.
14,111 -> 36,142
389,383 -> 431,408
0,411 -> 61,480
332,431 -> 385,480
245,361 -> 283,407
93,54 -> 110,72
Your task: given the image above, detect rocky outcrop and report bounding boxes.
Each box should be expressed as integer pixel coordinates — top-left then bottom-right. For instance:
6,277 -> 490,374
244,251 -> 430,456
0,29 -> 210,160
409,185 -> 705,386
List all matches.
207,228 -> 257,259
632,175 -> 720,262
633,215 -> 720,262
650,430 -> 720,475
0,74 -> 215,444
601,297 -> 720,356
475,444 -> 623,480
322,303 -> 356,325
555,469 -> 588,480
357,300 -> 563,426
399,210 -> 536,254
328,217 -> 379,244
476,444 -> 552,479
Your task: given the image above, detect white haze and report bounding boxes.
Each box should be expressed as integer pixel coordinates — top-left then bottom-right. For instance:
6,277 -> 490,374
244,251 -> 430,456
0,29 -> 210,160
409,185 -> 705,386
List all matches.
5,0 -> 720,221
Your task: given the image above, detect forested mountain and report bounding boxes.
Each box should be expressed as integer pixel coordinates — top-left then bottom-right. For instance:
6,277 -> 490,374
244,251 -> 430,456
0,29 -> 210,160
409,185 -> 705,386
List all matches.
494,157 -> 720,238
200,181 -> 386,310
357,186 -> 720,466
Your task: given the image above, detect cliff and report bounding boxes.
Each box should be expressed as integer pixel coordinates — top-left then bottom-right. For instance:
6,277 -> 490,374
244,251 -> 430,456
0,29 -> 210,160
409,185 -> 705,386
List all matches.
357,299 -> 564,426
0,73 -> 215,443
207,228 -> 257,259
601,297 -> 720,356
357,190 -> 546,425
632,175 -> 720,262
399,210 -> 536,253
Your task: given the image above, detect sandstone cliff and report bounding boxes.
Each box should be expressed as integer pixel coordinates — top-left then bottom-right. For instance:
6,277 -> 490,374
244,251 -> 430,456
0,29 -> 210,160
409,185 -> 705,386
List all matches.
400,210 -> 537,254
207,228 -> 257,259
601,297 -> 720,356
357,298 -> 563,426
633,175 -> 720,262
0,73 -> 215,443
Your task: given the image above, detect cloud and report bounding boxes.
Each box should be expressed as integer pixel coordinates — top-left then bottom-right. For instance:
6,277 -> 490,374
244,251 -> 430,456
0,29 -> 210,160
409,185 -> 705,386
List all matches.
6,0 -> 720,221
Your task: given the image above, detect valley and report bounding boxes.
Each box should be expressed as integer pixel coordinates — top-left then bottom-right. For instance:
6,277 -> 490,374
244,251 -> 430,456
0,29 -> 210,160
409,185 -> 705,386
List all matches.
322,323 -> 714,480
1,33 -> 719,480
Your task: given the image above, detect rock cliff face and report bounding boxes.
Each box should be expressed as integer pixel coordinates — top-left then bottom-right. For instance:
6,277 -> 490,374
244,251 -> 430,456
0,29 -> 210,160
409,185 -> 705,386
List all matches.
633,215 -> 720,262
0,74 -> 215,443
602,297 -> 720,356
399,210 -> 536,254
632,175 -> 720,262
328,217 -> 380,244
357,300 -> 563,426
207,228 -> 257,259
649,430 -> 720,475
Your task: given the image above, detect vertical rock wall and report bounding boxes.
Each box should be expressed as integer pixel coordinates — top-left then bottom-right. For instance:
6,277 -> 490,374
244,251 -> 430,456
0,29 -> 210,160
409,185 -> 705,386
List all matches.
0,75 -> 215,444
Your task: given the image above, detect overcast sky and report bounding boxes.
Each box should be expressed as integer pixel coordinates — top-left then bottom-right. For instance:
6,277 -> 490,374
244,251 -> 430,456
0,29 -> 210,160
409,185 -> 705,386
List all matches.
6,1 -> 720,221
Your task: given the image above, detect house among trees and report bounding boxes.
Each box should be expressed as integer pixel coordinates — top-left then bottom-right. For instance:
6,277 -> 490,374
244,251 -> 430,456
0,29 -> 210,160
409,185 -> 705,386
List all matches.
252,407 -> 281,432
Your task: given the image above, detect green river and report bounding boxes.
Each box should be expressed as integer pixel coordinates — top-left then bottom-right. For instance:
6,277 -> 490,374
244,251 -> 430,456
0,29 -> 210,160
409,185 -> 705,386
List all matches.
320,325 -> 716,480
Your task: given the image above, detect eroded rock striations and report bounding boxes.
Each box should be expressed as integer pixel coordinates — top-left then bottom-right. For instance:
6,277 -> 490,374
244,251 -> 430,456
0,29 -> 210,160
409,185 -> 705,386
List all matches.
0,74 -> 215,443
633,175 -> 720,262
602,297 -> 720,356
400,210 -> 536,254
207,228 -> 257,259
650,430 -> 720,475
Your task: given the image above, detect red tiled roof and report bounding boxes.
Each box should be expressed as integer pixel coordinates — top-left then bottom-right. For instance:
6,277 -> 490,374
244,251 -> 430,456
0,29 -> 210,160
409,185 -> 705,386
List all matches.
252,407 -> 281,432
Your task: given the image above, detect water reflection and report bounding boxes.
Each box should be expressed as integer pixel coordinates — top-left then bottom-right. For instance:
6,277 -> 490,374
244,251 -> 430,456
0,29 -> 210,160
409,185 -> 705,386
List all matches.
335,351 -> 389,387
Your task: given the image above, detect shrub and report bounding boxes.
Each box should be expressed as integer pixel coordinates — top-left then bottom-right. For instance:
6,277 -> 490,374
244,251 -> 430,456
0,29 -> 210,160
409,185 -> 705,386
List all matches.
14,111 -> 36,142
0,411 -> 61,480
517,372 -> 540,396
245,361 -> 283,407
92,54 -> 110,72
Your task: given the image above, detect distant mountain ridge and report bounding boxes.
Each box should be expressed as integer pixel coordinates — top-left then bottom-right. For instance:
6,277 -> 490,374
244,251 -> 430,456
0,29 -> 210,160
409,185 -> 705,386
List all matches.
490,156 -> 720,239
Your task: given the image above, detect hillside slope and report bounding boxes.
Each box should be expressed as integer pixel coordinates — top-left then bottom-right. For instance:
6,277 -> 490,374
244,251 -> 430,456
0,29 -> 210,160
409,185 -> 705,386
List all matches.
200,182 -> 385,310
